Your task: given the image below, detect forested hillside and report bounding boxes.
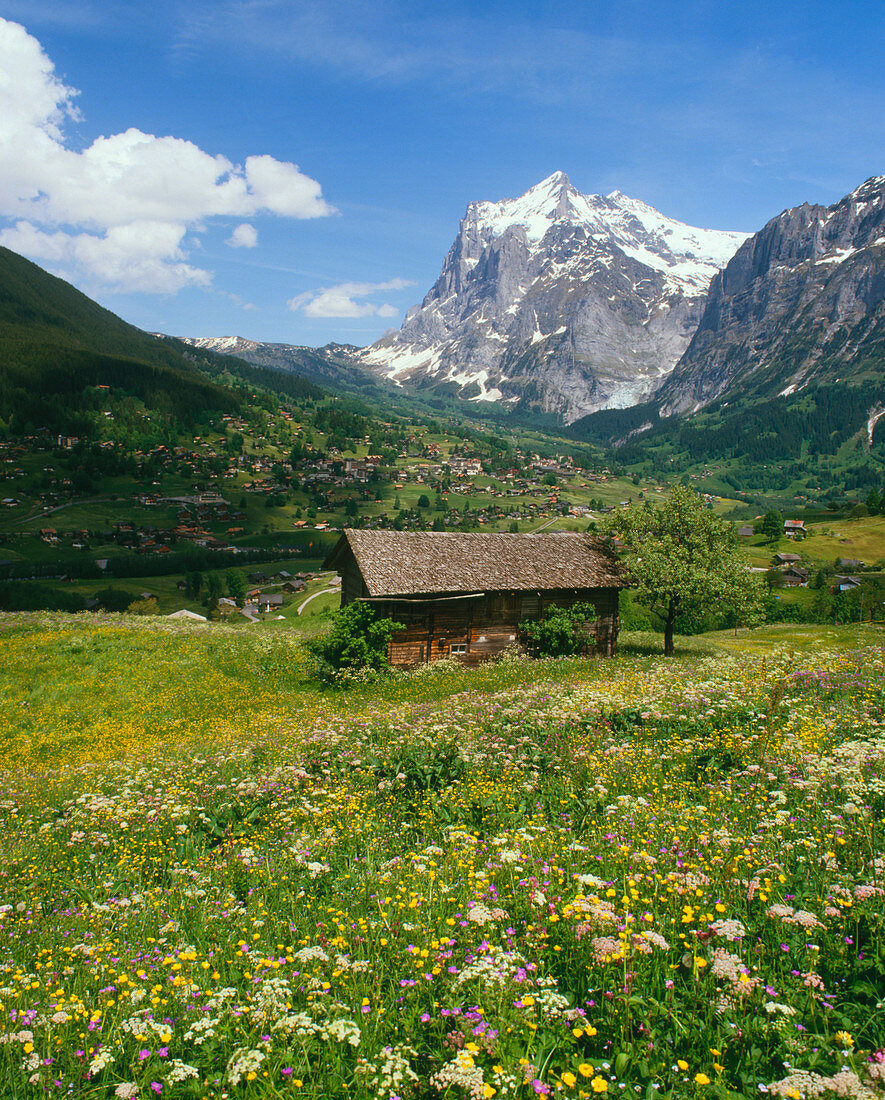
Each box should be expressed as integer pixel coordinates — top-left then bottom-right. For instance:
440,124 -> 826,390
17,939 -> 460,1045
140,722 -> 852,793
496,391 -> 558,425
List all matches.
0,247 -> 322,437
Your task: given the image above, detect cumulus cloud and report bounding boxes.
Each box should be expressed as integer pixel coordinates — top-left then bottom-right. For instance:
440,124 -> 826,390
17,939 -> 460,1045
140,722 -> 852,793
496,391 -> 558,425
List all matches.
227,223 -> 258,249
288,278 -> 414,319
0,18 -> 334,292
0,218 -> 210,293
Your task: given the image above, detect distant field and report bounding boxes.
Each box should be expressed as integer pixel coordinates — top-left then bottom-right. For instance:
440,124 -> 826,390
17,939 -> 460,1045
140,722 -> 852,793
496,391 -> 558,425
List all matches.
739,515 -> 885,569
799,514 -> 885,563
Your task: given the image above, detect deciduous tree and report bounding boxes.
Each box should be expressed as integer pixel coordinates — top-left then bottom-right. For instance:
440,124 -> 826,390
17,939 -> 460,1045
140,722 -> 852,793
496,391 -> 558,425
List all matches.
604,486 -> 764,656
756,509 -> 784,542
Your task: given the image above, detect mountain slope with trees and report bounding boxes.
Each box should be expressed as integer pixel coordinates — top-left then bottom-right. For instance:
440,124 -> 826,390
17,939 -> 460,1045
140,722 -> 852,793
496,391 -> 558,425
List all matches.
0,246 -> 324,436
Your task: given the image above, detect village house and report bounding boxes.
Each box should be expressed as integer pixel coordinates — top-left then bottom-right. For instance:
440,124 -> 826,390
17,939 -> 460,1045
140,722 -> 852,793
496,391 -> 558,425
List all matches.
258,593 -> 284,612
324,530 -> 624,667
781,566 -> 809,587
833,575 -> 861,593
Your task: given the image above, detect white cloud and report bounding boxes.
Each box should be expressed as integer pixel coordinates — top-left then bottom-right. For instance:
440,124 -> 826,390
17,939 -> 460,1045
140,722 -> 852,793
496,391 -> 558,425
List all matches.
227,223 -> 258,249
288,278 -> 414,319
223,291 -> 258,311
0,18 -> 334,292
0,219 -> 210,293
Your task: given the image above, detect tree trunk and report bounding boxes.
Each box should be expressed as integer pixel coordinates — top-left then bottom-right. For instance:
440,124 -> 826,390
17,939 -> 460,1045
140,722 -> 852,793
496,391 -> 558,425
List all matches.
664,597 -> 678,656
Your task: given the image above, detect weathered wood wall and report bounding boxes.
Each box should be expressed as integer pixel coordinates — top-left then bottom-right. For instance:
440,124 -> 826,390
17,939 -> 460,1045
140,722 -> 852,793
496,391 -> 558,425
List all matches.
339,551 -> 369,606
336,548 -> 620,665
358,587 -> 620,667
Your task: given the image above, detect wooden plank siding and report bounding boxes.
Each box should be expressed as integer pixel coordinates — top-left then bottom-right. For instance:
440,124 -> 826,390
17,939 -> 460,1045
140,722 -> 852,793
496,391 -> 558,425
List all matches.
363,587 -> 619,667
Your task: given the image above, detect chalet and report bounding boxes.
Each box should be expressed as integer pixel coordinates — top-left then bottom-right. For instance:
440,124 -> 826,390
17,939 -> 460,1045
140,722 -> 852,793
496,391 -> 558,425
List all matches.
781,566 -> 809,587
783,519 -> 807,536
833,575 -> 861,592
774,552 -> 802,566
324,530 -> 624,667
258,593 -> 284,612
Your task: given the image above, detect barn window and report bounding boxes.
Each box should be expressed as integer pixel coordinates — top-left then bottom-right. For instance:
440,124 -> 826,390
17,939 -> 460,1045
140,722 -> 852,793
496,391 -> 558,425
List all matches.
450,643 -> 468,654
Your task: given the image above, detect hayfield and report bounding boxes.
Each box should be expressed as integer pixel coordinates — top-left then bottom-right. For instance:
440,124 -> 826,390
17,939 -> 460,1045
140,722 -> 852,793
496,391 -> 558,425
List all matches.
0,615 -> 883,1100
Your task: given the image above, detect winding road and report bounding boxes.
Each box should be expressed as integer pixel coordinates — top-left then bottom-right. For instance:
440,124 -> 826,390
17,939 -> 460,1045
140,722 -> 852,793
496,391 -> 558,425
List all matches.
297,583 -> 341,615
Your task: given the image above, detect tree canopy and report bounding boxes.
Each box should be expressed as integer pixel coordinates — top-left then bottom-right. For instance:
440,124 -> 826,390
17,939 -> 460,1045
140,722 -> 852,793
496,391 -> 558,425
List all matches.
756,509 -> 784,542
603,486 -> 764,655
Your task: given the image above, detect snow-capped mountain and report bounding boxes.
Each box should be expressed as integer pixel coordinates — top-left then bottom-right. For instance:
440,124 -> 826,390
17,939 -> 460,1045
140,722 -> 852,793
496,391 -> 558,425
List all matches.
185,335 -> 262,357
176,335 -> 368,390
358,172 -> 747,422
655,175 -> 885,416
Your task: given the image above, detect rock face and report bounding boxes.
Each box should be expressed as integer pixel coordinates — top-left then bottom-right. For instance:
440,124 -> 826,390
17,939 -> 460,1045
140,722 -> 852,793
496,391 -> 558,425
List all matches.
358,172 -> 746,423
657,176 -> 885,416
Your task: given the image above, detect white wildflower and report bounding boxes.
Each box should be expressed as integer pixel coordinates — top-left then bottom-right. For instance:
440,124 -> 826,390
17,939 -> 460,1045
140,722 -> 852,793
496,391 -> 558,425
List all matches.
227,1047 -> 266,1086
88,1047 -> 116,1075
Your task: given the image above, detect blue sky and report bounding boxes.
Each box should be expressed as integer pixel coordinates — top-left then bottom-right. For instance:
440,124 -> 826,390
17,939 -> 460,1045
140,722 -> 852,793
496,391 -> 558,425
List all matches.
0,0 -> 882,348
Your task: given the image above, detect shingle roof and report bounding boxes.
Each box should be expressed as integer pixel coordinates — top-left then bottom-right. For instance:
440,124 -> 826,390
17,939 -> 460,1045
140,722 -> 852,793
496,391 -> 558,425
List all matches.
326,530 -> 624,596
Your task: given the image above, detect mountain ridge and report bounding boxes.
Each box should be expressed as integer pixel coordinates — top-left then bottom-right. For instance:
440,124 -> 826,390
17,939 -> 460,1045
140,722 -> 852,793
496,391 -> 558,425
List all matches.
654,174 -> 885,417
0,245 -> 326,437
179,173 -> 885,460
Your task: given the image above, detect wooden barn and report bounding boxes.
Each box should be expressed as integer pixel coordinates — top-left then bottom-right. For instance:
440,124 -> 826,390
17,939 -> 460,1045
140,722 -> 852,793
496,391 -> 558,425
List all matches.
324,530 -> 624,666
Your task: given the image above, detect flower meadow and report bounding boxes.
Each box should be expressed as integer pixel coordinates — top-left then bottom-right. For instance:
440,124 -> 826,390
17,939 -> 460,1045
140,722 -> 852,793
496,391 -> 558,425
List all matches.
0,616 -> 884,1100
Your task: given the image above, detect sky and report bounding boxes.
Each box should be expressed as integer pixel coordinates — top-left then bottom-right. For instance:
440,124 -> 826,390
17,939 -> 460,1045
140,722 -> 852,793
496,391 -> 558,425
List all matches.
0,0 -> 883,349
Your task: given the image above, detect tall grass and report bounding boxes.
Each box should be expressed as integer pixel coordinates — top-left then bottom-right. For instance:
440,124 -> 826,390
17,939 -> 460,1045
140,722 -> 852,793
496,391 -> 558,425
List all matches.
0,615 -> 883,1098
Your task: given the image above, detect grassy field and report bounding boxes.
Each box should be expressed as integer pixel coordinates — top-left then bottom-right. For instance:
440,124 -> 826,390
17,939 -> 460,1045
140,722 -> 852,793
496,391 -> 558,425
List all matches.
0,617 -> 883,1099
740,516 -> 885,571
797,515 -> 885,565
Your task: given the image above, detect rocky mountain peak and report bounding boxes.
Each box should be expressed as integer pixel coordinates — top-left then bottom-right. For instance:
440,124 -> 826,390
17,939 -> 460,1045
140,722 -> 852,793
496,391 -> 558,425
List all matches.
358,174 -> 745,421
656,175 -> 885,417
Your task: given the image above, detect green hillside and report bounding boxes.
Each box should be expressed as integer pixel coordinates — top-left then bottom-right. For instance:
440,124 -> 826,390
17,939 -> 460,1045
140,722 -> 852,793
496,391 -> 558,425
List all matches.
0,246 -> 323,437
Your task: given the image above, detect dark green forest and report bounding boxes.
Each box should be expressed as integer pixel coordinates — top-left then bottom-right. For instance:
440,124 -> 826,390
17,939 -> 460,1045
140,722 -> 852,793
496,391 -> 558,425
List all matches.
574,382 -> 885,474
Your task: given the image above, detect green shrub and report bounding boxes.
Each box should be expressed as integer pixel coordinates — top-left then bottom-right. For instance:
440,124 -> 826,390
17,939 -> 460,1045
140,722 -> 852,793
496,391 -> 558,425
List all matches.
126,596 -> 159,616
618,590 -> 656,632
0,582 -> 85,612
520,601 -> 597,657
308,601 -> 403,679
92,587 -> 133,612
763,594 -> 808,623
